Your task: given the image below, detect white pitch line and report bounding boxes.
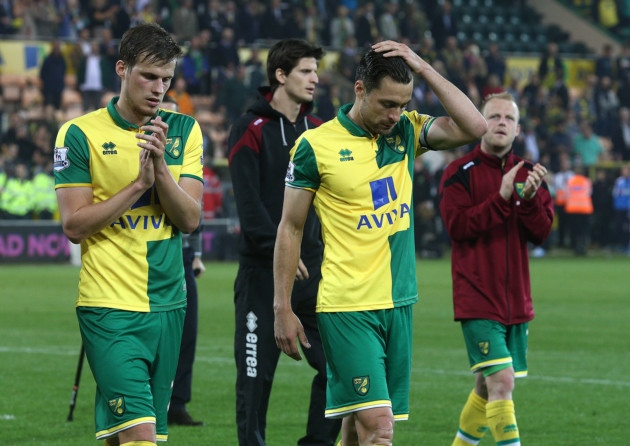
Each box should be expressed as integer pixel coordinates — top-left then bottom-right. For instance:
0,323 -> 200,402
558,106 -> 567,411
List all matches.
412,367 -> 630,387
3,347 -> 629,388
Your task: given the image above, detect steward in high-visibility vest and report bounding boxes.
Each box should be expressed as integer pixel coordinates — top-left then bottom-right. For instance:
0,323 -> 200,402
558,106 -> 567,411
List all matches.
565,173 -> 594,214
0,163 -> 34,219
564,171 -> 593,256
32,168 -> 58,219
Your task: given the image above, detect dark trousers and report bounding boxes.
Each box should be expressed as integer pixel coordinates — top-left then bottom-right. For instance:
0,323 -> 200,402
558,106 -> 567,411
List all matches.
568,213 -> 591,255
234,264 -> 341,446
170,246 -> 198,410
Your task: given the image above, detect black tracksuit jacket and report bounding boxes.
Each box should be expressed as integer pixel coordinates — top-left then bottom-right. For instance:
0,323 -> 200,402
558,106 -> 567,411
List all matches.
227,87 -> 324,268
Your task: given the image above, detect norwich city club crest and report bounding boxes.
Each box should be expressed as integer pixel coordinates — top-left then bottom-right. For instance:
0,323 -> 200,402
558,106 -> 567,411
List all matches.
478,341 -> 490,356
165,137 -> 183,159
353,376 -> 370,396
108,396 -> 125,416
515,182 -> 526,199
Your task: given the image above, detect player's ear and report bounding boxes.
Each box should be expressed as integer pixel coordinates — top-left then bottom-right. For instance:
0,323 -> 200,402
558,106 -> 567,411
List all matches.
355,80 -> 366,100
275,68 -> 287,86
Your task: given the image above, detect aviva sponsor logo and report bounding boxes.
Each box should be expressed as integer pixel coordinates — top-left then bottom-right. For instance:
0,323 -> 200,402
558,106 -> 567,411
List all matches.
111,214 -> 172,230
339,148 -> 354,162
102,141 -> 117,155
357,176 -> 410,230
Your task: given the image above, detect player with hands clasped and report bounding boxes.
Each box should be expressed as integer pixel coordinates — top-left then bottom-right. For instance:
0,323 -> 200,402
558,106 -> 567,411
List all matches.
274,40 -> 488,446
54,23 -> 204,446
439,92 -> 554,446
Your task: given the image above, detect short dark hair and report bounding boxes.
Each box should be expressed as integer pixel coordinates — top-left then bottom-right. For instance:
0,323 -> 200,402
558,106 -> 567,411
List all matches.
118,23 -> 183,70
266,39 -> 324,91
355,49 -> 413,93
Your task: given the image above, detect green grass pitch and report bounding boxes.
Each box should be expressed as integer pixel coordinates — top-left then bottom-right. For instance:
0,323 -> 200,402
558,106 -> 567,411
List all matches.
0,255 -> 628,445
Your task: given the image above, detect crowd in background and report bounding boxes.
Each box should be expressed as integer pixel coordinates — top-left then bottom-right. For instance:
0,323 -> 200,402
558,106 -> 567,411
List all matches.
0,0 -> 629,256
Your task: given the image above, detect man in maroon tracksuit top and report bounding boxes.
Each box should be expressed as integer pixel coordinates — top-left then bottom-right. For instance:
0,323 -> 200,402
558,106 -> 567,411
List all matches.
439,92 -> 554,446
227,39 -> 341,446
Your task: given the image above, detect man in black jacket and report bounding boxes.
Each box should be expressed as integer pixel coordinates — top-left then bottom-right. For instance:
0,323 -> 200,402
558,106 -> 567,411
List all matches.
227,39 -> 341,446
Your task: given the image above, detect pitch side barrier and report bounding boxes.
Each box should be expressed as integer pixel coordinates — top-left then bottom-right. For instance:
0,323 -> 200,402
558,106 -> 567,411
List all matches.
0,219 -> 238,264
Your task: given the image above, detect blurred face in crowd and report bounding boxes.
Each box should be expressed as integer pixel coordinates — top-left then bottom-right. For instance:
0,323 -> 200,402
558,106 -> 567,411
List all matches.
480,97 -> 520,157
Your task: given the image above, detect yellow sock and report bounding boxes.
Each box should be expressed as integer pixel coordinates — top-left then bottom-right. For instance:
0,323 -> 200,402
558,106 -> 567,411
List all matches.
119,442 -> 156,446
452,389 -> 489,445
486,400 -> 520,445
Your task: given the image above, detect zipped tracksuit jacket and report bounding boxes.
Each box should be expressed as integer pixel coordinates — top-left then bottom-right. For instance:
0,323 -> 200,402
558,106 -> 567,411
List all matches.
439,145 -> 554,324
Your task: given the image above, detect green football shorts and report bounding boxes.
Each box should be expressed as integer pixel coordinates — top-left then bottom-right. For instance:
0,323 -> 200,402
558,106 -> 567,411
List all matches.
318,305 -> 413,421
77,306 -> 185,441
461,319 -> 529,378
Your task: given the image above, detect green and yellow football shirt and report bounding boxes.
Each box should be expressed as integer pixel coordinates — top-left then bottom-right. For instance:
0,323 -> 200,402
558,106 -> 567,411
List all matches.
54,97 -> 204,312
287,103 -> 435,312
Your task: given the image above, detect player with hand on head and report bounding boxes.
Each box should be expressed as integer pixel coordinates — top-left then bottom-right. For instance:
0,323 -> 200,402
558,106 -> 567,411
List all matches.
54,23 -> 204,446
273,40 -> 487,446
439,92 -> 554,446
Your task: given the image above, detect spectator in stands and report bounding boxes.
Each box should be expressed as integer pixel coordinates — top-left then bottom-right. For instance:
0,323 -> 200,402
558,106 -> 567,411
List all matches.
616,72 -> 630,109
198,0 -> 225,42
617,42 -> 630,81
572,120 -> 605,167
553,153 -> 575,248
595,0 -> 620,34
31,0 -> 59,38
595,43 -> 617,80
109,0 -> 131,39
482,73 -> 504,99
399,1 -> 430,45
354,1 -> 379,48
77,41 -> 113,112
329,4 -> 355,50
215,63 -> 249,125
378,1 -> 400,42
259,0 -> 289,40
39,40 -> 67,111
171,0 -> 198,44
593,74 -> 620,137
463,43 -> 488,95
485,42 -> 507,85
0,161 -> 33,219
303,3 -> 324,44
610,106 -> 630,161
86,0 -> 119,37
337,35 -> 361,83
237,0 -> 263,44
12,0 -> 37,37
440,36 -> 464,81
418,34 -> 439,65
591,167 -> 615,249
538,42 -> 564,90
549,65 -> 570,111
612,163 -> 630,253
0,2 -> 18,35
430,0 -> 458,49
179,35 -> 211,96
167,76 -> 195,116
212,26 -> 240,70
